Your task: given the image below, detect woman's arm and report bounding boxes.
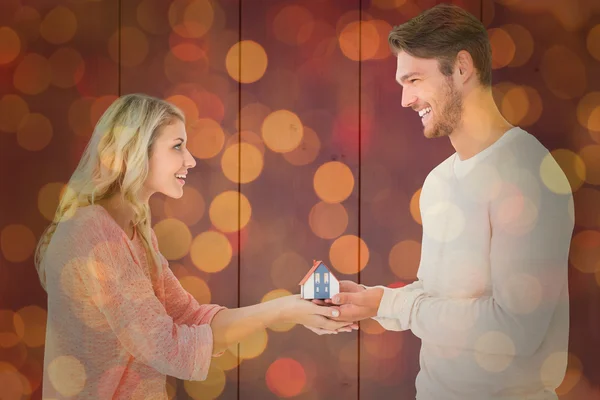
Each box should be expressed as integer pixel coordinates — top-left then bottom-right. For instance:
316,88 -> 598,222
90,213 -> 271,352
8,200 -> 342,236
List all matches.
210,295 -> 354,354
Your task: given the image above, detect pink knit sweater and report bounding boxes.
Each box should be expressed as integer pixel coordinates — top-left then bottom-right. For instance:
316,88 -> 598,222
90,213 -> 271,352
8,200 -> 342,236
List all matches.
41,204 -> 225,399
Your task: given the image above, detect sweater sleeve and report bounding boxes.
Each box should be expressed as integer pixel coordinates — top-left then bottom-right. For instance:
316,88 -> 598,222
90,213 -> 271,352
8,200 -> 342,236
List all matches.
150,230 -> 226,327
363,281 -> 424,331
76,224 -> 215,381
376,159 -> 574,357
162,266 -> 225,327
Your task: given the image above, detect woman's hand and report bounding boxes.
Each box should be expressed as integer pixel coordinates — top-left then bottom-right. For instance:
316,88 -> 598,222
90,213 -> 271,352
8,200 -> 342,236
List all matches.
274,295 -> 358,335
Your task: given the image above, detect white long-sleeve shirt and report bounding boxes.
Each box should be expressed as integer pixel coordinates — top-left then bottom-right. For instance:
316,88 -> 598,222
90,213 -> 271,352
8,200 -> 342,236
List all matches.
373,127 -> 574,400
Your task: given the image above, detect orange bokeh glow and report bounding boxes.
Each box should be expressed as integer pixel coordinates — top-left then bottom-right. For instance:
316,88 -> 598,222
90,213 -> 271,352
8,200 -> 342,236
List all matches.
190,231 -> 232,273
13,54 -> 51,95
261,110 -> 303,153
226,40 -> 268,83
169,0 -> 214,39
0,27 -> 21,64
569,230 -> 600,274
266,358 -> 307,398
1,224 -> 36,263
488,28 -> 516,69
329,235 -> 369,275
313,161 -> 355,203
186,118 -> 225,159
272,5 -> 315,46
339,20 -> 379,61
309,201 -> 348,239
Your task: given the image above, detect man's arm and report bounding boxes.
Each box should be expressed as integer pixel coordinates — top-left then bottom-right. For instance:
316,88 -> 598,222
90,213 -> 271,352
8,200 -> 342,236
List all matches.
362,281 -> 423,331
336,164 -> 574,357
378,176 -> 573,356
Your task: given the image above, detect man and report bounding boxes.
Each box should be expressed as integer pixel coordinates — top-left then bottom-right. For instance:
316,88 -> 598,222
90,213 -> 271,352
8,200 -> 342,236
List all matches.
328,4 -> 574,400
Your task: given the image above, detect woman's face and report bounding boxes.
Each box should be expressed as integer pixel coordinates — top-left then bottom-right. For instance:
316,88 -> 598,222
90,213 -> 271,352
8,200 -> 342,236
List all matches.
143,119 -> 196,200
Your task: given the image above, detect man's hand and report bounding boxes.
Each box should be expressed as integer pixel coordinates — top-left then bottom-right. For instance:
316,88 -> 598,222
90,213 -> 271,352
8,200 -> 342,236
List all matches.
306,281 -> 364,332
311,280 -> 366,306
330,287 -> 384,322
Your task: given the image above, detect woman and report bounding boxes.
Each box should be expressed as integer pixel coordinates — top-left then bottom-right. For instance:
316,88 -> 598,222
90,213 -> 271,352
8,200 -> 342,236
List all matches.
35,93 -> 355,399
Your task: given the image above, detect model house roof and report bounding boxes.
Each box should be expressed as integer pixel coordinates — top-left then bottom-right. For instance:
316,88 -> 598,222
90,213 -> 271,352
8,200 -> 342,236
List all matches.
298,260 -> 338,285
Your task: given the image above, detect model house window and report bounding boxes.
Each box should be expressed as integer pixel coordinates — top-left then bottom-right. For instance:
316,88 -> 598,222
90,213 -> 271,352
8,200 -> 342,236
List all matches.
325,287 -> 328,292
324,273 -> 329,283
316,287 -> 319,292
315,274 -> 320,283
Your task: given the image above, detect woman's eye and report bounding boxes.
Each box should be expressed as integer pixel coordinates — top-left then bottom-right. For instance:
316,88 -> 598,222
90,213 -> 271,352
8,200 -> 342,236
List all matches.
174,144 -> 181,150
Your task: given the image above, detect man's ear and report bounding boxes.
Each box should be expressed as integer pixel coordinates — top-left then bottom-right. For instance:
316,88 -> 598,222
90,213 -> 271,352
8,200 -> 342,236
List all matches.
455,50 -> 474,83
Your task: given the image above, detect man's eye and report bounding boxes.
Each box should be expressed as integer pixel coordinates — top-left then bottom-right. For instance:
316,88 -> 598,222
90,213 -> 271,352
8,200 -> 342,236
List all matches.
174,144 -> 181,150
410,79 -> 419,83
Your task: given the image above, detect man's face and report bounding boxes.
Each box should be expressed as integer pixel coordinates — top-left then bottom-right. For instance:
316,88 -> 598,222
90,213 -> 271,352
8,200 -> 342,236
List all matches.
396,51 -> 463,138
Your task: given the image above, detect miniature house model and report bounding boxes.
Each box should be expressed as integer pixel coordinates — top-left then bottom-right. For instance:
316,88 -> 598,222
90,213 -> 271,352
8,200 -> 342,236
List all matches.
299,260 -> 339,300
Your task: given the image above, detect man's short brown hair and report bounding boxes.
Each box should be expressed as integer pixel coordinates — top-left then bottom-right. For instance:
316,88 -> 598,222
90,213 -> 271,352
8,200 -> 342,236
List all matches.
388,3 -> 492,87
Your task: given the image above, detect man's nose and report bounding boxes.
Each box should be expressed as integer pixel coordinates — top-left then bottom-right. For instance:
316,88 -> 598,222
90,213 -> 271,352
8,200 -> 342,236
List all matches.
401,88 -> 417,108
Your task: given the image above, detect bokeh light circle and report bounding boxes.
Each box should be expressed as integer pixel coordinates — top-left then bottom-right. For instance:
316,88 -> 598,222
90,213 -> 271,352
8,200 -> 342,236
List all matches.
266,358 -> 306,398
576,92 -> 600,133
282,126 -> 321,166
0,27 -> 21,64
541,150 -> 585,194
339,21 -> 379,61
261,289 -> 295,332
190,231 -> 232,273
569,230 -> 600,274
163,187 -> 205,226
165,94 -> 198,121
313,161 -> 355,203
261,110 -> 304,153
209,191 -> 251,233
329,235 -> 369,274
169,0 -> 214,39
389,240 -> 421,280
183,365 -> 226,400
1,224 -> 36,263
488,28 -> 516,69
237,328 -> 268,360
178,276 -> 211,304
0,95 -> 29,133
17,113 -> 53,151
13,53 -> 51,95
541,46 -> 586,100
272,5 -> 315,46
226,40 -> 268,83
221,143 -> 264,184
586,25 -> 600,62
186,118 -> 225,159
38,182 -> 67,222
153,218 -> 192,260
47,355 -> 87,397
0,310 -> 25,348
579,145 -> 600,185
49,47 -> 85,88
502,24 -> 534,67
15,306 -> 46,347
40,6 -> 77,45
308,201 -> 348,239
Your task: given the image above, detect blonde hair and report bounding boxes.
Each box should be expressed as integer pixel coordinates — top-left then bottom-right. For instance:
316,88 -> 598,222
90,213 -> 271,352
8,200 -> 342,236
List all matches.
35,93 -> 185,290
